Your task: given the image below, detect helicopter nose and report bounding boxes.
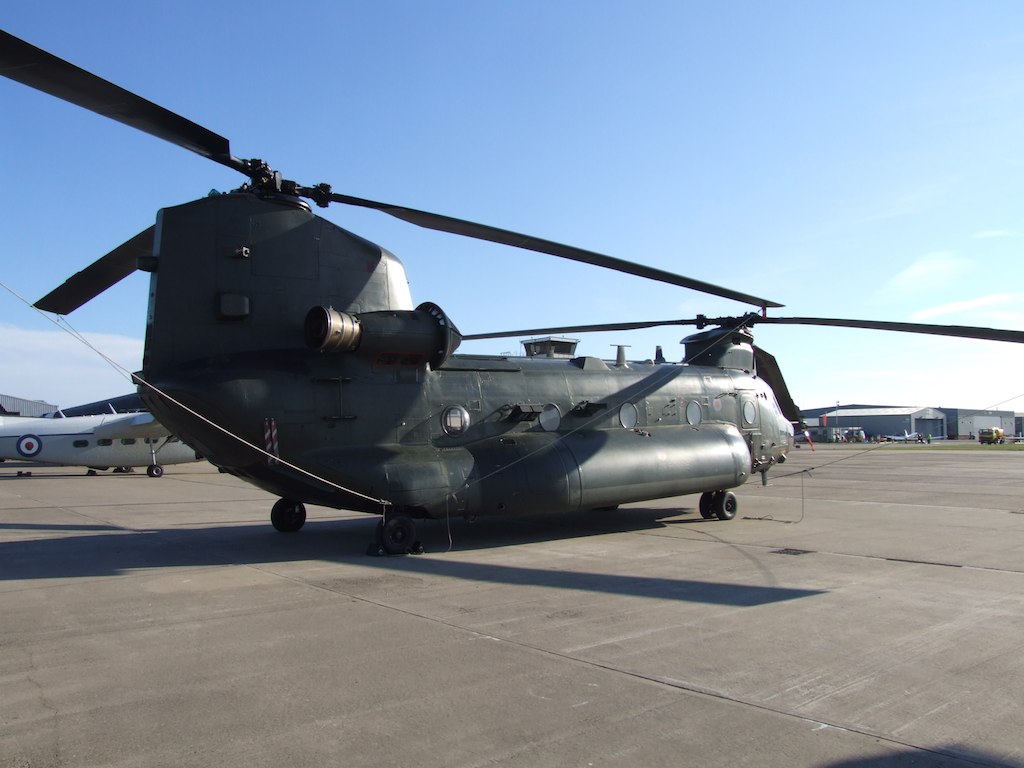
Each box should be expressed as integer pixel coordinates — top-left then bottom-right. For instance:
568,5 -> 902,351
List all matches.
777,416 -> 795,457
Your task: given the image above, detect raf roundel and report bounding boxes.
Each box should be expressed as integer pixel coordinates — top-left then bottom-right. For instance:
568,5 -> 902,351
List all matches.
16,434 -> 43,458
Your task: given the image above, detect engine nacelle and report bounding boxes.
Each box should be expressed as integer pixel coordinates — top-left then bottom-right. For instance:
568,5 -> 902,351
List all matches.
304,301 -> 461,369
682,326 -> 755,371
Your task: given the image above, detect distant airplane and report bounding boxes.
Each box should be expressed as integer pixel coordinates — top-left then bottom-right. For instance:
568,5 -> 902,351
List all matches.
882,430 -> 943,443
0,411 -> 200,476
882,430 -> 918,442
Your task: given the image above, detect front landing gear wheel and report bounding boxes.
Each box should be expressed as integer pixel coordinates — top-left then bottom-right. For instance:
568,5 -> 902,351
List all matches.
699,492 -> 716,519
146,464 -> 164,478
271,499 -> 306,532
713,491 -> 738,521
376,515 -> 419,555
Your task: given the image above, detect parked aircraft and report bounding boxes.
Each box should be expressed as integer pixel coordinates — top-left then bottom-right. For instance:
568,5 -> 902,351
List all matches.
0,411 -> 200,476
881,430 -> 942,443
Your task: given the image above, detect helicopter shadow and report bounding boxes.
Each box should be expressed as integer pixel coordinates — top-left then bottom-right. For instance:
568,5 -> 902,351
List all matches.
0,507 -> 825,608
823,745 -> 1022,768
412,504 -> 686,551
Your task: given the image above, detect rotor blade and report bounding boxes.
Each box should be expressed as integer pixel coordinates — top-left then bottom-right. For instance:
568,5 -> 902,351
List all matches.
464,318 -> 701,340
754,316 -> 1024,344
466,314 -> 1024,345
753,346 -> 801,425
0,30 -> 246,174
34,226 -> 153,314
323,192 -> 783,309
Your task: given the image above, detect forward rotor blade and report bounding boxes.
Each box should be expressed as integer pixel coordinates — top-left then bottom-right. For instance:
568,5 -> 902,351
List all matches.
465,314 -> 1024,345
325,192 -> 783,309
34,226 -> 153,314
753,346 -> 801,424
755,316 -> 1024,344
464,318 -> 699,340
0,30 -> 246,174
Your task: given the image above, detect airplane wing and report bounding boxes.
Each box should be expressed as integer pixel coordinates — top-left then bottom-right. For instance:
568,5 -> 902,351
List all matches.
0,415 -> 38,428
92,412 -> 169,439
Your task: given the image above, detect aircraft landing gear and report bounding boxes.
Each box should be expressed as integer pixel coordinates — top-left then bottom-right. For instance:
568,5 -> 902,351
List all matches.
713,490 -> 738,520
699,492 -> 716,519
271,498 -> 306,532
699,490 -> 738,521
146,442 -> 164,478
370,513 -> 423,556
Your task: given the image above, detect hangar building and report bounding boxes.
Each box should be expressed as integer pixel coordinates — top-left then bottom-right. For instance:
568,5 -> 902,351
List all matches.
941,408 -> 1017,440
801,404 -> 948,442
0,393 -> 58,417
801,404 -> 1018,442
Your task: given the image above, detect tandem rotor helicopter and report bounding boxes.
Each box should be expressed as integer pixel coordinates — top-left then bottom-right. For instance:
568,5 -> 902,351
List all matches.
4,30 -> 1023,554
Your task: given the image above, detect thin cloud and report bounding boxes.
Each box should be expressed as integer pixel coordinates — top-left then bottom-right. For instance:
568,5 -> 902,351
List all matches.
911,292 -> 1024,322
0,324 -> 142,407
882,251 -> 972,294
855,184 -> 947,226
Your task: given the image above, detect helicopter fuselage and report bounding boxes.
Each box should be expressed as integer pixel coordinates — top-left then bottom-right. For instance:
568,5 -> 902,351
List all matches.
137,193 -> 793,520
147,349 -> 793,519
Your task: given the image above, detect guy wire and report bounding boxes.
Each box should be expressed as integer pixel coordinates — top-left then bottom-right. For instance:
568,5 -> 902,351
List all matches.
1,280 -> 391,508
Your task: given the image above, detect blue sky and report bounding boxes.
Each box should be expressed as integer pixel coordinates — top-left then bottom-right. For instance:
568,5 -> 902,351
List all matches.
2,1 -> 1023,412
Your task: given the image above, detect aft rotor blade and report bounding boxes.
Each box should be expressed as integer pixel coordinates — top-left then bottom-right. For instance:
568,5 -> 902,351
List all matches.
755,316 -> 1024,344
324,192 -> 783,309
0,30 -> 246,174
34,226 -> 153,314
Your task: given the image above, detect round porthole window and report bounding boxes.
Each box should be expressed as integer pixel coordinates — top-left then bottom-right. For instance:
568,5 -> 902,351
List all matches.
742,400 -> 757,425
685,400 -> 703,426
539,403 -> 561,432
619,402 -> 639,429
441,405 -> 471,437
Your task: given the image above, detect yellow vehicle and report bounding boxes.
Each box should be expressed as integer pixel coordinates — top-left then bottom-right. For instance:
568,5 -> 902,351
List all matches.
978,427 -> 1005,444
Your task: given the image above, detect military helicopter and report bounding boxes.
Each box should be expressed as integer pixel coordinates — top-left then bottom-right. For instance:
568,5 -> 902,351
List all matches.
4,30 -> 1023,554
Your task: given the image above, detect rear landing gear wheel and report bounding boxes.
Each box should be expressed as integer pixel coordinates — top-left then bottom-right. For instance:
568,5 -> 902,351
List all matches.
376,515 -> 419,555
271,499 -> 306,532
699,492 -> 716,519
713,491 -> 738,521
146,464 -> 164,478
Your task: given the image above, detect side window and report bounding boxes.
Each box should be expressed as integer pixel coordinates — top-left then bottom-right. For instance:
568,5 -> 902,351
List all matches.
73,439 -> 89,448
98,438 -> 113,447
742,399 -> 757,425
121,438 -> 136,445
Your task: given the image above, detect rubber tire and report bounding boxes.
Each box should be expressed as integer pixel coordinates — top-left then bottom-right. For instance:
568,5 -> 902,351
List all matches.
378,515 -> 416,555
147,464 -> 164,478
713,491 -> 738,521
271,499 -> 307,532
699,492 -> 716,519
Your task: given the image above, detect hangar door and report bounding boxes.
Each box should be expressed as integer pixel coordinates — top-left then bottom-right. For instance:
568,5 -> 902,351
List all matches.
914,418 -> 945,438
